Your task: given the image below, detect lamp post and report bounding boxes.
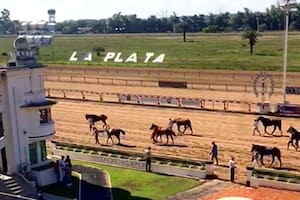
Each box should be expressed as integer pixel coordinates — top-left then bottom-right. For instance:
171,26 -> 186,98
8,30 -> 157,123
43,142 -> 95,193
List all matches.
281,0 -> 296,104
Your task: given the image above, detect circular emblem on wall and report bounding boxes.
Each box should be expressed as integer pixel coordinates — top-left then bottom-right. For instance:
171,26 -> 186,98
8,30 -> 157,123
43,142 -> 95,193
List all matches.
253,71 -> 275,98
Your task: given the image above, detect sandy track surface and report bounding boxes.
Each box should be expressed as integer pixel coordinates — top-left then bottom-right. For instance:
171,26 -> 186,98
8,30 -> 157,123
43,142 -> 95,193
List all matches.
51,97 -> 300,183
46,68 -> 300,183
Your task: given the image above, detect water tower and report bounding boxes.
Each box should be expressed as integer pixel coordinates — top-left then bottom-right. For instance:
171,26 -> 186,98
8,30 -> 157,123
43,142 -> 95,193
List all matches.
47,9 -> 56,33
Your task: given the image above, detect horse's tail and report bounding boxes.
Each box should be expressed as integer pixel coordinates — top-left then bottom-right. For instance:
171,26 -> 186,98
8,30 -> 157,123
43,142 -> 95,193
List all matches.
120,129 -> 126,135
275,147 -> 281,158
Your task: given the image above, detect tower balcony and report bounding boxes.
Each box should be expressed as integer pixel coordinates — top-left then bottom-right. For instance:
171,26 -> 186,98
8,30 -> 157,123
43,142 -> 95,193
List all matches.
27,121 -> 55,142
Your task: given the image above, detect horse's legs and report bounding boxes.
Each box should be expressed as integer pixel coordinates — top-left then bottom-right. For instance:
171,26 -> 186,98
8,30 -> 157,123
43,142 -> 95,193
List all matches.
287,140 -> 292,150
270,155 -> 275,167
271,125 -> 276,135
166,134 -> 169,144
278,156 -> 282,168
177,125 -> 182,134
260,154 -> 264,165
189,125 -> 193,135
182,125 -> 187,134
116,135 -> 120,144
170,135 -> 174,145
264,126 -> 269,135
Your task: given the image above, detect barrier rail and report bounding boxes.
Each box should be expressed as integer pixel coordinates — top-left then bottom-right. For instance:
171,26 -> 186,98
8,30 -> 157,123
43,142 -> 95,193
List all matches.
45,65 -> 300,83
44,74 -> 284,93
46,88 -> 258,113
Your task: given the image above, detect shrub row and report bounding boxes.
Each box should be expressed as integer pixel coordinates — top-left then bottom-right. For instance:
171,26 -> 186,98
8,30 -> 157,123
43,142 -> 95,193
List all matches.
53,141 -> 207,167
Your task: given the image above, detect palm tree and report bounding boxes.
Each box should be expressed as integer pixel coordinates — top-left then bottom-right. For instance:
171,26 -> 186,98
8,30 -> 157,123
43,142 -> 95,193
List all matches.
242,30 -> 261,54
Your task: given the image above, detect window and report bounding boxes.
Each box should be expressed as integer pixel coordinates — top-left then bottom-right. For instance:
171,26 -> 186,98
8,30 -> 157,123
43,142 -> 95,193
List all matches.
40,141 -> 47,161
39,108 -> 51,124
29,143 -> 37,164
0,113 -> 4,138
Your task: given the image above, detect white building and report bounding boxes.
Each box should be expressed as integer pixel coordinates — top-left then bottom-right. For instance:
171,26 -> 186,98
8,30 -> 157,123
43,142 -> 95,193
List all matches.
0,56 -> 56,176
0,10 -> 56,175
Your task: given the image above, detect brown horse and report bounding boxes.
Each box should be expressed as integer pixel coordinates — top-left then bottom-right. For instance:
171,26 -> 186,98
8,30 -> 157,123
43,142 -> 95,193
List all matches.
85,114 -> 107,131
150,124 -> 176,145
251,144 -> 282,168
287,126 -> 300,151
103,124 -> 126,145
172,118 -> 193,135
256,116 -> 282,136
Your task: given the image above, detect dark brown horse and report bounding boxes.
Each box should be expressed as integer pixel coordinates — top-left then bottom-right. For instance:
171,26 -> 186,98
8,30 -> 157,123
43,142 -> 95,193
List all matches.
256,116 -> 282,136
251,144 -> 282,168
103,124 -> 125,145
287,126 -> 300,151
150,124 -> 176,145
85,114 -> 107,131
172,118 -> 193,135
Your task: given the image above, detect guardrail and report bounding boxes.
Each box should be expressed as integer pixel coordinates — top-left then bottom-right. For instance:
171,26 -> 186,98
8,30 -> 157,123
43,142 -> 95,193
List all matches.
45,65 -> 300,83
46,88 -> 259,113
44,74 -> 283,93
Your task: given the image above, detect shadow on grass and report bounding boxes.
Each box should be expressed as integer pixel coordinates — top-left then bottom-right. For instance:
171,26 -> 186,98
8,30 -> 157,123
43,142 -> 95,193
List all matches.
81,179 -> 151,200
111,187 -> 152,200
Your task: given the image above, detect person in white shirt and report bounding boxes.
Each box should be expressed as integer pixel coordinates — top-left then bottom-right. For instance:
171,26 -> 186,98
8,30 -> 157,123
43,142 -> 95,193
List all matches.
253,119 -> 261,136
167,118 -> 174,131
229,156 -> 236,182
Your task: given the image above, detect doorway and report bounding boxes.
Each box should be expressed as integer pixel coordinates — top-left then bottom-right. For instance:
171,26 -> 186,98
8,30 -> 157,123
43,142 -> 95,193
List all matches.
1,147 -> 8,174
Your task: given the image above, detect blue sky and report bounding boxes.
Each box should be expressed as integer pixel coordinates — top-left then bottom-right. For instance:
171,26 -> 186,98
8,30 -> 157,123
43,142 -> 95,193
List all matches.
2,0 -> 280,22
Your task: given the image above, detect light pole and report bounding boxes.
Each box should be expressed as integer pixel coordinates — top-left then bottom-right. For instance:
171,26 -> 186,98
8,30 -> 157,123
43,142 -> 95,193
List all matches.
281,0 -> 296,104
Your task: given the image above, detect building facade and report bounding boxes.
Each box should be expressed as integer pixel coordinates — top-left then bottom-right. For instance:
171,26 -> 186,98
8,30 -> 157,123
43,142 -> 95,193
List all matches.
0,64 -> 56,175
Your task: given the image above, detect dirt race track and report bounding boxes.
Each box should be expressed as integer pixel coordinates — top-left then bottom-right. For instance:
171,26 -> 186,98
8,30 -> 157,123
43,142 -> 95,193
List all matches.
45,70 -> 300,183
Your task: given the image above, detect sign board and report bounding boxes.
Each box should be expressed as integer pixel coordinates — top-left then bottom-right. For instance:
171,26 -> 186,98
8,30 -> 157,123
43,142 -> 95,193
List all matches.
181,98 -> 199,107
286,87 -> 300,95
159,97 -> 178,106
118,94 -> 138,103
139,95 -> 157,104
276,104 -> 300,116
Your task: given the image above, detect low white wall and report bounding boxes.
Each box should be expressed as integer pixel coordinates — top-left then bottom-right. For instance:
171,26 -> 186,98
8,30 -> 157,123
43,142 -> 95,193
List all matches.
250,177 -> 300,191
53,149 -> 209,179
246,167 -> 300,192
32,167 -> 57,187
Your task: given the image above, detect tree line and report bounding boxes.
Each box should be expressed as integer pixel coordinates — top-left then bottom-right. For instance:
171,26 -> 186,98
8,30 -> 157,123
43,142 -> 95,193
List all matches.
2,3 -> 300,34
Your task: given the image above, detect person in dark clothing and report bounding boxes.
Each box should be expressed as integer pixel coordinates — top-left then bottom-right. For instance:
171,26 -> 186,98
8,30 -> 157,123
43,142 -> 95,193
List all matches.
210,141 -> 218,165
53,160 -> 60,184
65,155 -> 72,169
92,127 -> 100,144
144,147 -> 152,172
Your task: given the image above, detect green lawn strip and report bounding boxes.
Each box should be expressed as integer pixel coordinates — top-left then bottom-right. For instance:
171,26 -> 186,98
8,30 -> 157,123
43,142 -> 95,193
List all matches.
1,32 -> 300,71
41,172 -> 80,199
73,160 -> 200,200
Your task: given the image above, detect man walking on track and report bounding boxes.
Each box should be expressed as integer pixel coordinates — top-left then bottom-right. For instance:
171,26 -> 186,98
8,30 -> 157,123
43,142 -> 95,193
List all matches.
253,119 -> 261,136
210,141 -> 218,165
144,147 -> 152,172
167,118 -> 173,131
229,156 -> 236,182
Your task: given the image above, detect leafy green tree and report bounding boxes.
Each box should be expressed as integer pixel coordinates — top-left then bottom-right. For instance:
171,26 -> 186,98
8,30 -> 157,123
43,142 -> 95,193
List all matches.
242,30 -> 262,54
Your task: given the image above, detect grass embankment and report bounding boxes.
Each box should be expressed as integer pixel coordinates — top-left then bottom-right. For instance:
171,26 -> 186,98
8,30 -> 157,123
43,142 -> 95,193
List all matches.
74,160 -> 200,200
1,32 -> 300,71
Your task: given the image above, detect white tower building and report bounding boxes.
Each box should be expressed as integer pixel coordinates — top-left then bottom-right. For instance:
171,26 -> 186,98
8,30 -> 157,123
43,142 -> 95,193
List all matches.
0,10 -> 56,184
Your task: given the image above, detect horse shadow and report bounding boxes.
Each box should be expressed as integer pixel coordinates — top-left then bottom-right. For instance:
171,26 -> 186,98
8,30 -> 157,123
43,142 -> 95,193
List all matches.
158,144 -> 188,148
184,134 -> 204,138
116,143 -> 137,148
273,166 -> 298,171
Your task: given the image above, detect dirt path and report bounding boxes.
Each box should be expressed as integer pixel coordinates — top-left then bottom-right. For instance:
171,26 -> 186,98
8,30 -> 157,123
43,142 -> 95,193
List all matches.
51,98 -> 300,183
